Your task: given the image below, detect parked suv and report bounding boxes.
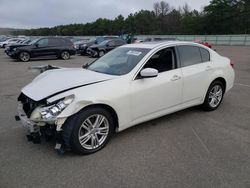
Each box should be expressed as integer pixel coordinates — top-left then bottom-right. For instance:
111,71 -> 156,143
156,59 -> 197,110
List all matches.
78,36 -> 118,55
9,37 -> 76,62
87,38 -> 126,57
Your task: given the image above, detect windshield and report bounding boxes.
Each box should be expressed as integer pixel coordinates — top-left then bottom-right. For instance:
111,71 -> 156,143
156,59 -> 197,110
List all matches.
86,47 -> 150,75
29,38 -> 40,45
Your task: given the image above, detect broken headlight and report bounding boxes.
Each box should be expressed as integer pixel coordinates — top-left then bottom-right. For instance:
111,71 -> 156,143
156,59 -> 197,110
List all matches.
40,95 -> 74,120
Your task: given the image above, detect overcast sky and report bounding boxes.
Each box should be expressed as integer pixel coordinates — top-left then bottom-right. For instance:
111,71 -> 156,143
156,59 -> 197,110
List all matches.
0,0 -> 210,29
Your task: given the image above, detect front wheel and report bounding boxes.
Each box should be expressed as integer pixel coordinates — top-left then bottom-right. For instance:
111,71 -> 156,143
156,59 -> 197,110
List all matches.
202,80 -> 225,111
98,50 -> 105,57
65,107 -> 114,155
19,52 -> 30,62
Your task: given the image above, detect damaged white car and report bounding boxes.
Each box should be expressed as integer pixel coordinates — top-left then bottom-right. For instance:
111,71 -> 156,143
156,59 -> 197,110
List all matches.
16,41 -> 235,155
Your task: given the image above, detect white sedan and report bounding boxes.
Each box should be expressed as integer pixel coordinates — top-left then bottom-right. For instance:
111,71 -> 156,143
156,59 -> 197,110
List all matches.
0,38 -> 24,48
16,41 -> 235,154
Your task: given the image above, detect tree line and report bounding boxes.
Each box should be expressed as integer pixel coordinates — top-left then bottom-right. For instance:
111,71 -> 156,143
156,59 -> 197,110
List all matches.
13,0 -> 250,36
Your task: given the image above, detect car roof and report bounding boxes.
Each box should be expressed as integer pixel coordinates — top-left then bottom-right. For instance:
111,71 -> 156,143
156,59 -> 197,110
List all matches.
123,41 -> 206,49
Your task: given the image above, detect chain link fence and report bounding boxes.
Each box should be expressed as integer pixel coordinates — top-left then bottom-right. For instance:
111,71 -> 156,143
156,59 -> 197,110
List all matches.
136,35 -> 250,46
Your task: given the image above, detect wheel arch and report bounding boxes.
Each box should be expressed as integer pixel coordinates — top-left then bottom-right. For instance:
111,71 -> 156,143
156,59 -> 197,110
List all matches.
59,49 -> 69,55
18,50 -> 31,55
77,103 -> 119,132
211,77 -> 226,92
202,76 -> 227,103
62,103 -> 119,149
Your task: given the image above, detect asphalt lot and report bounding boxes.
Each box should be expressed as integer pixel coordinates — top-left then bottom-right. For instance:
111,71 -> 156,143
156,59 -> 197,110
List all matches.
0,46 -> 250,188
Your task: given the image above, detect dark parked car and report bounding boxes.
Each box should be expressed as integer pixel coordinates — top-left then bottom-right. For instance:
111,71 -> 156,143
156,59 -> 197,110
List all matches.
78,36 -> 118,55
87,39 -> 126,57
8,37 -> 76,62
73,39 -> 89,52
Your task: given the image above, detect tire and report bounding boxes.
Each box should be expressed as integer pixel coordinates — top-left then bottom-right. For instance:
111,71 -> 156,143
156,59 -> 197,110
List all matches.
90,50 -> 98,58
63,107 -> 114,155
98,50 -> 105,57
61,51 -> 70,60
19,51 -> 30,62
202,80 -> 225,111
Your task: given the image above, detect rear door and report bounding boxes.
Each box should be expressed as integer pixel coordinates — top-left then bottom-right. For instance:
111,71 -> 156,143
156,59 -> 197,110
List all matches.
106,40 -> 116,52
177,45 -> 211,104
48,38 -> 64,55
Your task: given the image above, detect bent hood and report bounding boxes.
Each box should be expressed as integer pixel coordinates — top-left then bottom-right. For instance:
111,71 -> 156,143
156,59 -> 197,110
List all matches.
22,68 -> 117,101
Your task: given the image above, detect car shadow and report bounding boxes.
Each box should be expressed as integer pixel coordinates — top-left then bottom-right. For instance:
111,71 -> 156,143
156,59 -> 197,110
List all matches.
10,56 -> 77,62
113,106 -> 203,140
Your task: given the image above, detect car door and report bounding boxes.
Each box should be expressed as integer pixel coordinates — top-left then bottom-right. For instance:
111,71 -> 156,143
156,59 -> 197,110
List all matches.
177,45 -> 211,105
114,40 -> 125,47
48,38 -> 62,55
31,38 -> 49,57
129,47 -> 183,122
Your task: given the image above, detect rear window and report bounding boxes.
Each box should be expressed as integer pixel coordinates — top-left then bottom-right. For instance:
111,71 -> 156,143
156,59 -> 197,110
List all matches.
199,47 -> 210,62
177,45 -> 202,67
115,40 -> 125,45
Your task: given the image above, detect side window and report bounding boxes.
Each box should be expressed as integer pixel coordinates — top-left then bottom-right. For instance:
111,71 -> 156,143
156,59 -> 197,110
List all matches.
37,39 -> 48,47
143,47 -> 175,73
177,45 -> 202,67
199,47 -> 210,62
49,38 -> 62,46
115,40 -> 124,46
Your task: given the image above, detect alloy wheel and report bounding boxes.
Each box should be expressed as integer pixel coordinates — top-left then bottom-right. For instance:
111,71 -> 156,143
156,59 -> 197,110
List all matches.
19,52 -> 30,62
78,114 -> 109,150
61,51 -> 70,60
208,85 -> 223,108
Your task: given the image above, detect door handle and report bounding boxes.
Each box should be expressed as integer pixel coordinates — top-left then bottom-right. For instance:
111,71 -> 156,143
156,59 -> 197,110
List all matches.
171,75 -> 181,81
205,66 -> 213,71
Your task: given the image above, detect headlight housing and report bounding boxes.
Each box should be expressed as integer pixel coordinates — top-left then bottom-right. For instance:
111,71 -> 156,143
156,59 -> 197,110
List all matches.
40,95 -> 74,121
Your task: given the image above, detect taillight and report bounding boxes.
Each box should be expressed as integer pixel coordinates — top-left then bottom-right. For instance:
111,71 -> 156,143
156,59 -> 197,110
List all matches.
230,60 -> 234,68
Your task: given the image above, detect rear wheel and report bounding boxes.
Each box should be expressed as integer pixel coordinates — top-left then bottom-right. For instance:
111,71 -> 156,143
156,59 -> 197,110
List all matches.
61,51 -> 70,60
64,107 -> 114,155
19,52 -> 30,62
202,80 -> 225,111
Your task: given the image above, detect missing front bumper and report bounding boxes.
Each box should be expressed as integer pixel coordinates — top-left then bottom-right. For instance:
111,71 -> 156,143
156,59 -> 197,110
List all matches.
16,102 -> 39,133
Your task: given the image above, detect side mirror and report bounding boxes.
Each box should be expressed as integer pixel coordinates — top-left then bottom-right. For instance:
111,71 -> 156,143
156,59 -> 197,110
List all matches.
140,68 -> 158,78
34,43 -> 39,47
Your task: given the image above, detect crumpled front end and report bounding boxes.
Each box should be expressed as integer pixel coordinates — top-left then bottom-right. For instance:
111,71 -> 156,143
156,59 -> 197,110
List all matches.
15,93 -> 72,154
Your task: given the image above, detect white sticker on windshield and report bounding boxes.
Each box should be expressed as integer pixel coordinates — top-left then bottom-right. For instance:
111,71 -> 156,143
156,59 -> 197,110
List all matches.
127,51 -> 142,56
